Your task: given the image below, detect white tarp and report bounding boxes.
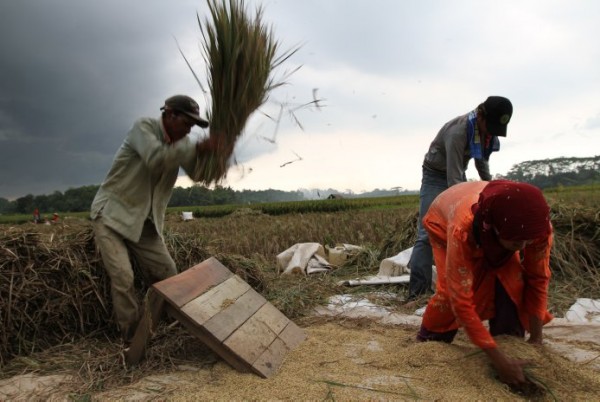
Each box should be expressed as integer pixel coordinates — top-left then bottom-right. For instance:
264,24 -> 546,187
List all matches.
315,293 -> 422,326
276,243 -> 332,275
564,298 -> 600,323
340,247 -> 436,288
326,243 -> 363,266
277,243 -> 363,275
378,247 -> 413,276
339,274 -> 411,286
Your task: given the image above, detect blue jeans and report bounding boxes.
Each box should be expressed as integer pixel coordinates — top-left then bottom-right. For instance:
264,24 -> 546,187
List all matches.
407,167 -> 449,299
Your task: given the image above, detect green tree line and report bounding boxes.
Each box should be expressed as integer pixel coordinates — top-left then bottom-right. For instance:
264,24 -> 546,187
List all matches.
0,185 -> 306,215
2,155 -> 597,215
501,155 -> 599,188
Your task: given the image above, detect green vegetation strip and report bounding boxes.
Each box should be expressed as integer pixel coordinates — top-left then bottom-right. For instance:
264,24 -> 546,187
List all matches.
170,195 -> 421,218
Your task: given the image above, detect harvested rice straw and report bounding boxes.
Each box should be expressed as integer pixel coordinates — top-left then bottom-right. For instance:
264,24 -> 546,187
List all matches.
191,0 -> 299,184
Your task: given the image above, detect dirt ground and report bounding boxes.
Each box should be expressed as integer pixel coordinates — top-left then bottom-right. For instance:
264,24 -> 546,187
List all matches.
1,309 -> 599,401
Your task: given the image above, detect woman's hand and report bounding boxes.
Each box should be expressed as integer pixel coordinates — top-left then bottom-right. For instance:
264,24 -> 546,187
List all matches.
527,315 -> 543,345
484,347 -> 530,385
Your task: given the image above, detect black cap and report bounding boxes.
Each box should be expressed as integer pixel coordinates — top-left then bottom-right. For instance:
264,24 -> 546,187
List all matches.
161,95 -> 209,128
483,96 -> 512,137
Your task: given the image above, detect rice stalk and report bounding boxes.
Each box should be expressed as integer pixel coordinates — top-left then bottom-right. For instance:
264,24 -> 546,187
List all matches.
315,379 -> 419,398
192,0 -> 300,184
523,366 -> 559,402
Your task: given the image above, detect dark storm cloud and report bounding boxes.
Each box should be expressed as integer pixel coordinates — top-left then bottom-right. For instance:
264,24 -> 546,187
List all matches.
1,0 -> 433,199
1,1 -> 599,197
0,0 -> 205,198
265,1 -> 438,75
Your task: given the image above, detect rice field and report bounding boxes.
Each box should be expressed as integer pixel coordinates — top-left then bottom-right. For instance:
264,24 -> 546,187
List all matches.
0,188 -> 598,395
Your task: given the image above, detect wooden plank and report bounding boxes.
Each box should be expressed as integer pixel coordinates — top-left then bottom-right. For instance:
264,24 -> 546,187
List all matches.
163,303 -> 251,373
278,320 -> 306,350
251,337 -> 290,378
130,257 -> 307,378
203,290 -> 267,342
125,289 -> 164,366
180,275 -> 251,326
153,257 -> 233,308
252,302 -> 290,336
221,304 -> 279,365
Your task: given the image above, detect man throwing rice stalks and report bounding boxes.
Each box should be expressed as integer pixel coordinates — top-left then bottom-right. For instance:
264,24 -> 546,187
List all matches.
90,95 -> 231,345
416,180 -> 553,386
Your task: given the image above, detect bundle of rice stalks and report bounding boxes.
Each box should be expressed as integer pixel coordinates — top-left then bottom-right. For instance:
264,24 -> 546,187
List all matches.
189,0 -> 299,184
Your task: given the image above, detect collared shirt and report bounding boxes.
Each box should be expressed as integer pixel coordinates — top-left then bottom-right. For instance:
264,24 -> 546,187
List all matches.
91,117 -> 205,242
422,112 -> 493,187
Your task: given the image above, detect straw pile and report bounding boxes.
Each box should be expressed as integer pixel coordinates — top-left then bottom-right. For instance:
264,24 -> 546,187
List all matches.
0,228 -> 112,367
548,204 -> 600,313
191,0 -> 299,184
550,204 -> 599,275
376,210 -> 419,260
0,226 -> 266,367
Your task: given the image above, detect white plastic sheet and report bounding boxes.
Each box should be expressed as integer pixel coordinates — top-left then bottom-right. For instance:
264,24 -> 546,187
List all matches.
378,247 -> 412,276
276,243 -> 332,275
341,248 -> 436,289
564,298 -> 600,323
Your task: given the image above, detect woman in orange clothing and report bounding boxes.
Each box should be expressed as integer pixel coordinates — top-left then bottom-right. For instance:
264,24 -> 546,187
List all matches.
416,180 -> 553,386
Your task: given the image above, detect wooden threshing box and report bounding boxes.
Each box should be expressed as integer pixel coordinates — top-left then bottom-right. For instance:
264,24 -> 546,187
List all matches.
125,257 -> 305,378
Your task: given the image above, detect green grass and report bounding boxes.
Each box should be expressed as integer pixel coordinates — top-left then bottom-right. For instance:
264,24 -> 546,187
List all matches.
168,194 -> 420,219
0,211 -> 90,225
3,184 -> 598,225
543,183 -> 600,207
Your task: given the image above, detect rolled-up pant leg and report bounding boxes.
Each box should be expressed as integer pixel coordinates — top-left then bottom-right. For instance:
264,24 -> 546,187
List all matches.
93,218 -> 139,340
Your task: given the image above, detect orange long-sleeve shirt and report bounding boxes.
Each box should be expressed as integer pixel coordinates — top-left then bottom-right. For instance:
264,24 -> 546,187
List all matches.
421,181 -> 553,349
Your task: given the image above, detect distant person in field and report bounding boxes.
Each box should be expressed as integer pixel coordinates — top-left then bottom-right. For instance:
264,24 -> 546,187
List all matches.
417,180 -> 553,386
407,96 -> 513,301
91,95 -> 230,345
33,208 -> 41,224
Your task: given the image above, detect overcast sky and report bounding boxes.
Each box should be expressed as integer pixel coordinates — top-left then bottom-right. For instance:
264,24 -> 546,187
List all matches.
1,0 -> 599,199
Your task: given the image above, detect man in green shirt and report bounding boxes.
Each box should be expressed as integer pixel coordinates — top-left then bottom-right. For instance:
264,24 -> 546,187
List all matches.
91,95 -> 226,344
